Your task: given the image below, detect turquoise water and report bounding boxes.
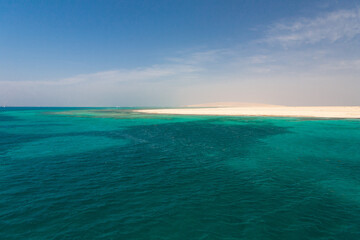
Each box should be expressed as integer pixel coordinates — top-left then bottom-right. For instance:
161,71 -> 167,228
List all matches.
1,108 -> 360,239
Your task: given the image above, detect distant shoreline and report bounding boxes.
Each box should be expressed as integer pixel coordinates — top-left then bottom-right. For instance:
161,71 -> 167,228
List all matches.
134,106 -> 360,119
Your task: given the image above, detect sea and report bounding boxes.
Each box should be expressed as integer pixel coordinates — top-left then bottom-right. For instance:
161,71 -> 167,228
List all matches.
1,107 -> 360,239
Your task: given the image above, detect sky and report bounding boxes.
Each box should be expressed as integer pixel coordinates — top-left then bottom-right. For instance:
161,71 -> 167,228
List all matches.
1,0 -> 360,106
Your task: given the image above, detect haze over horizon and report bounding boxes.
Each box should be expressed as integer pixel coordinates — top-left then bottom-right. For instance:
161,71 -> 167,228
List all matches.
1,0 -> 360,107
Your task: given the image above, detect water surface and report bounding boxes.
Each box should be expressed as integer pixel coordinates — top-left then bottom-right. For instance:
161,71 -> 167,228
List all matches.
1,108 -> 360,239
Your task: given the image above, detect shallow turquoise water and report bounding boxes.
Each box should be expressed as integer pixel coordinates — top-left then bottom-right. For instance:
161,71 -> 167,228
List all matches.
1,108 -> 360,239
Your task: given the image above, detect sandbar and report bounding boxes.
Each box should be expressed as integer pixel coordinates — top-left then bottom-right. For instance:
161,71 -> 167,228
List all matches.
134,105 -> 360,119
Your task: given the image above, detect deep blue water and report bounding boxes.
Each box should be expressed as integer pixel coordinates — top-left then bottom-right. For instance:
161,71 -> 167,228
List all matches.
1,108 -> 360,239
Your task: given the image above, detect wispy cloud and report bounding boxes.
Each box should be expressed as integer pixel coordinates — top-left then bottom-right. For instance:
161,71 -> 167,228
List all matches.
264,8 -> 360,46
0,61 -> 203,106
167,49 -> 231,65
1,64 -> 200,86
59,64 -> 200,85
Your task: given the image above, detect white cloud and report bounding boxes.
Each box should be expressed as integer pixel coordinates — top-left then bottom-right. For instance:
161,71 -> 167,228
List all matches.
265,8 -> 360,46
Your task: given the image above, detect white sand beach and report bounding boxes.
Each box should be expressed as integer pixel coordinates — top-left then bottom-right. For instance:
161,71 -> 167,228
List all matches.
134,103 -> 360,119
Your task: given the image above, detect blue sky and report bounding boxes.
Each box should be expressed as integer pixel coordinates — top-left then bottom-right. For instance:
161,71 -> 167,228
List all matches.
1,0 -> 360,106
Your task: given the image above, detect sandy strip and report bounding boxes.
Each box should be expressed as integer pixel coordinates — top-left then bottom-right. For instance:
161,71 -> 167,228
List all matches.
134,106 -> 360,119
